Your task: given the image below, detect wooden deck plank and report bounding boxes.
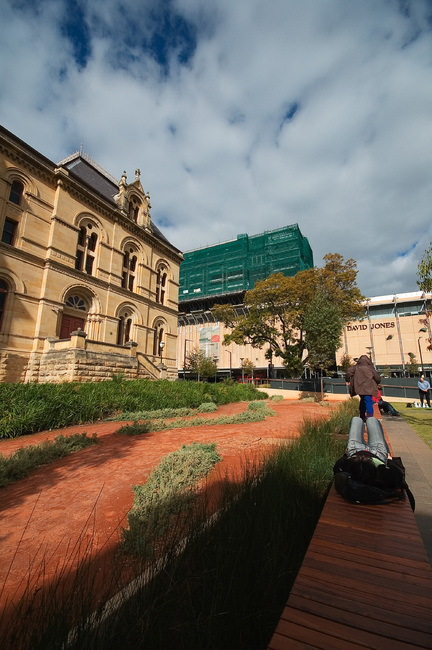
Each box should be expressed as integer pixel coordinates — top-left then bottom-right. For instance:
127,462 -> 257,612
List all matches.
268,482 -> 432,649
273,608 -> 426,650
287,594 -> 432,647
290,580 -> 432,633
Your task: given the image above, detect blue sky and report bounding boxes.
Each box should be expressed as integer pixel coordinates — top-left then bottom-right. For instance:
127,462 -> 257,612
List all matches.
1,0 -> 432,297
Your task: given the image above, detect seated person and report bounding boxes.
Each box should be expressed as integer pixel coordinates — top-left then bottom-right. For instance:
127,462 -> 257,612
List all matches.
372,386 -> 399,416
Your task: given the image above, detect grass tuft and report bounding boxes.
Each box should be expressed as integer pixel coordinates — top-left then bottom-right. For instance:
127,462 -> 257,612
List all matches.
0,433 -> 98,488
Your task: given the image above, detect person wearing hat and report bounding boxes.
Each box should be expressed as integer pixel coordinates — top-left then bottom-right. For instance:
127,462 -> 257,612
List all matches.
345,354 -> 381,421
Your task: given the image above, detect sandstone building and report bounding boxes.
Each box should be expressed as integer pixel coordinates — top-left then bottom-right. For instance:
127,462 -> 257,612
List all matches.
0,126 -> 182,383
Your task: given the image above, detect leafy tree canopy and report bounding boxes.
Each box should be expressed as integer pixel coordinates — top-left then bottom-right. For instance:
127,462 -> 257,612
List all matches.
304,291 -> 343,374
185,348 -> 218,380
417,243 -> 432,293
212,253 -> 364,376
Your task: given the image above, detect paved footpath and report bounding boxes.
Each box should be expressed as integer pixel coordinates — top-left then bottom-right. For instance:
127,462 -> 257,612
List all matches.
383,414 -> 432,568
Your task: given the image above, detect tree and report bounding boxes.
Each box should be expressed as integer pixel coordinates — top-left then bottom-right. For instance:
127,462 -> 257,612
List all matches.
213,253 -> 364,377
339,353 -> 354,375
185,348 -> 218,381
240,358 -> 255,379
417,243 -> 432,293
417,243 -> 432,352
303,292 -> 343,399
406,352 -> 419,376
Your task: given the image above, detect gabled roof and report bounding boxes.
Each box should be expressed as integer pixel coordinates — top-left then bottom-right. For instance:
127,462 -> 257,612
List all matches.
57,152 -> 180,252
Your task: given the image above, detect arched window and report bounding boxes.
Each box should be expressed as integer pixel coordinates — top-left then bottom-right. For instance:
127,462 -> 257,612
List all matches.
122,248 -> 138,292
60,293 -> 89,339
156,266 -> 168,304
117,311 -> 133,346
75,224 -> 98,275
9,180 -> 24,206
0,280 -> 8,330
153,323 -> 164,357
128,198 -> 140,223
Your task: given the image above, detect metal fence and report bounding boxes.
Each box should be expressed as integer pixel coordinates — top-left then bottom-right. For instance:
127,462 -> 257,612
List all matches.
265,377 -> 422,401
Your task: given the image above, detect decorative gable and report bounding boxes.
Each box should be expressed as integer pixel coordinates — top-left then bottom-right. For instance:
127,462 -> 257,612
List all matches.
114,169 -> 151,229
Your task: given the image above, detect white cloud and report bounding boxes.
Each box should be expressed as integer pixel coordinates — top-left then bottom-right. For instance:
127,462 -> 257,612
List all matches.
1,0 -> 431,297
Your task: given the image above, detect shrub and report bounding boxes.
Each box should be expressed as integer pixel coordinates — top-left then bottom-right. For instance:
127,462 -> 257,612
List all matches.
196,402 -> 217,413
122,442 -> 221,558
116,421 -> 153,436
247,400 -> 267,411
270,394 -> 284,401
0,433 -> 98,488
0,379 -> 268,438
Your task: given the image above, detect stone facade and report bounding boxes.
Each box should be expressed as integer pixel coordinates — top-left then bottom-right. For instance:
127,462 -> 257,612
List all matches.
0,126 -> 182,383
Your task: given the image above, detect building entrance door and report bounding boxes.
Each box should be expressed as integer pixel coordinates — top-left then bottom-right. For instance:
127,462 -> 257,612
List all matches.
60,315 -> 85,339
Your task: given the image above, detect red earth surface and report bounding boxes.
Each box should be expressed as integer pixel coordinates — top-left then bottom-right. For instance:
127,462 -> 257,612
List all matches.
0,399 -> 340,627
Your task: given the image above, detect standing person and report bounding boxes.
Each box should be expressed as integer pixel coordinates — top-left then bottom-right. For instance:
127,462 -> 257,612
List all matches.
418,375 -> 431,408
345,354 -> 381,421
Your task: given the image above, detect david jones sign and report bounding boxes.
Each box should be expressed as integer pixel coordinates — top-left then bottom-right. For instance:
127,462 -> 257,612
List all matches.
347,322 -> 395,332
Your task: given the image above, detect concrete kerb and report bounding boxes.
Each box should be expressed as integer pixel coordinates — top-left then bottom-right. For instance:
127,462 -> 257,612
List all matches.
381,415 -> 432,569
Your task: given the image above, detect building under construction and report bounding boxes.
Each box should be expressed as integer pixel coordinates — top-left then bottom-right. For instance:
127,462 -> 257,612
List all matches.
179,224 -> 313,311
177,224 -> 313,378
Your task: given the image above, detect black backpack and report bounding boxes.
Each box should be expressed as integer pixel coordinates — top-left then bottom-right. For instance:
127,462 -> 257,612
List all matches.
333,456 -> 415,511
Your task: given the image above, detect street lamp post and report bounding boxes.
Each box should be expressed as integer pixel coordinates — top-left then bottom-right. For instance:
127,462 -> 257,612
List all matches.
240,357 -> 244,383
183,338 -> 192,379
226,350 -> 232,377
159,340 -> 165,361
418,327 -> 428,374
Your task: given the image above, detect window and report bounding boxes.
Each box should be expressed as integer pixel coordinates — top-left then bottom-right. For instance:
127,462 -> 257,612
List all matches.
153,324 -> 164,357
128,199 -> 140,223
0,280 -> 7,329
117,312 -> 132,345
9,180 -> 24,205
122,248 -> 138,292
65,295 -> 87,311
1,219 -> 17,246
156,267 -> 167,304
75,224 -> 97,275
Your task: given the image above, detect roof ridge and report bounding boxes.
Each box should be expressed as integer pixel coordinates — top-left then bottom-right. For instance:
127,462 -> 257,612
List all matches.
57,151 -> 119,186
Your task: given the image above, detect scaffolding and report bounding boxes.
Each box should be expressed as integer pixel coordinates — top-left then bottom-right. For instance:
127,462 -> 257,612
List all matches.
179,224 -> 313,303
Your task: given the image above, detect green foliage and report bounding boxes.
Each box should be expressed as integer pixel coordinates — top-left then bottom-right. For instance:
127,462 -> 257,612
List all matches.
339,353 -> 354,374
0,401 -> 354,649
111,407 -> 194,421
395,402 -> 432,449
196,402 -> 217,413
185,348 -> 218,380
116,421 -> 152,436
0,380 -> 267,438
122,442 -> 221,557
0,433 -> 98,488
304,291 -> 343,371
417,242 -> 432,293
115,404 -> 276,436
240,357 -> 255,376
269,394 -> 284,401
247,400 -> 267,410
406,352 -> 419,376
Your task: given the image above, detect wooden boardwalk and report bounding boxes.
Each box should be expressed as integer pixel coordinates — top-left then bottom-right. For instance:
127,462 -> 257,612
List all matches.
268,421 -> 432,649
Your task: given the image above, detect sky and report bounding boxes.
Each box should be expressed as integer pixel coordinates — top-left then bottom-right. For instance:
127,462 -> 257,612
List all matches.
1,0 -> 431,299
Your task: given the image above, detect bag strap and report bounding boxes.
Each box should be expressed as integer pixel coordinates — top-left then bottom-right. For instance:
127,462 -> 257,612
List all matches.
402,480 -> 416,512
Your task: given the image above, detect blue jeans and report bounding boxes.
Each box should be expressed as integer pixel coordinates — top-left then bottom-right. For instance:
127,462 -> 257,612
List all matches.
346,416 -> 389,464
359,395 -> 374,420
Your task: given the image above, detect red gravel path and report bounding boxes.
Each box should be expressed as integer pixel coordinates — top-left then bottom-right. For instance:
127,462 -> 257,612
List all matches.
0,400 -> 337,619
